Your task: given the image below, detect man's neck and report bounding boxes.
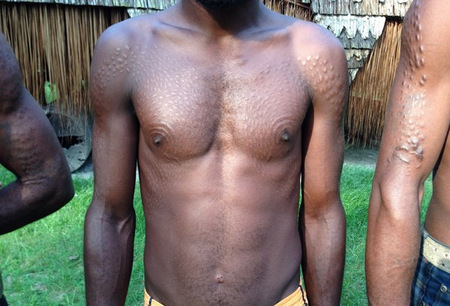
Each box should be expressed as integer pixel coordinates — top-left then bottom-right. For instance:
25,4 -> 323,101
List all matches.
178,0 -> 266,36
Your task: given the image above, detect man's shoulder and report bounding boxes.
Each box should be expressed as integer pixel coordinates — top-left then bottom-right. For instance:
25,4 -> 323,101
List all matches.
401,0 -> 450,76
284,20 -> 346,76
281,19 -> 348,98
403,0 -> 450,47
261,10 -> 343,56
0,34 -> 23,113
96,13 -> 163,49
0,33 -> 20,80
289,20 -> 344,54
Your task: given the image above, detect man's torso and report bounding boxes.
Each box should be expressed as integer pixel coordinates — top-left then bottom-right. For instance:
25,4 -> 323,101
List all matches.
107,7 -> 335,304
426,128 -> 450,245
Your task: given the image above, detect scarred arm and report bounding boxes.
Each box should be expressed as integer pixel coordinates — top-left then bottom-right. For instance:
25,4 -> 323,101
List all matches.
366,1 -> 450,304
83,22 -> 139,305
0,33 -> 74,234
297,25 -> 348,305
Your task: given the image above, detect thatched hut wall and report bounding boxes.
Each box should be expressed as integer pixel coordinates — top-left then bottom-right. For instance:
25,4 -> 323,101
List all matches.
263,0 -> 312,20
347,21 -> 402,147
0,1 -> 132,171
1,0 -> 175,10
0,1 -> 128,119
309,0 -> 411,16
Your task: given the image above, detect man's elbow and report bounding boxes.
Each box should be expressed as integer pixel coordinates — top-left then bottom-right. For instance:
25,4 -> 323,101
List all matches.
50,172 -> 74,209
303,189 -> 344,219
32,168 -> 74,214
372,176 -> 420,223
0,174 -> 74,234
56,175 -> 74,206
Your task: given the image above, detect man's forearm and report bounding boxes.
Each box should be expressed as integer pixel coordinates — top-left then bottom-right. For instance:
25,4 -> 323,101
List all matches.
366,190 -> 421,305
301,202 -> 346,305
84,204 -> 136,306
0,176 -> 73,234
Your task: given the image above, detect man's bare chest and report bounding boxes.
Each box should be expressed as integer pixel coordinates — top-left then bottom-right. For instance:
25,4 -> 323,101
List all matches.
131,52 -> 310,161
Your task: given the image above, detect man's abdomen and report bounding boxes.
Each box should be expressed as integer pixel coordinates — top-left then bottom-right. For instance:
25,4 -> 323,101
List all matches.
425,132 -> 450,245
140,156 -> 302,305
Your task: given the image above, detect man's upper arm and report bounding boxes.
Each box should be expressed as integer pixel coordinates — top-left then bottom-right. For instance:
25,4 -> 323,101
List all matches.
0,33 -> 23,114
0,91 -> 70,180
375,1 -> 450,187
0,32 -> 70,183
299,28 -> 348,210
0,33 -> 74,232
89,24 -> 139,216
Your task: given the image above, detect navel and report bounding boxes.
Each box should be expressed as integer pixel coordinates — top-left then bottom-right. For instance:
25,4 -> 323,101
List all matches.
215,274 -> 225,283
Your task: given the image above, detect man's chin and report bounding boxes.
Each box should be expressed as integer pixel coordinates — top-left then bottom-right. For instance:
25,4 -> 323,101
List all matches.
196,0 -> 246,10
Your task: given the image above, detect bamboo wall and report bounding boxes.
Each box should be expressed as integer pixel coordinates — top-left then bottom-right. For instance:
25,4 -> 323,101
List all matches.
263,0 -> 312,20
0,2 -> 128,121
1,0 -> 174,10
347,21 -> 402,146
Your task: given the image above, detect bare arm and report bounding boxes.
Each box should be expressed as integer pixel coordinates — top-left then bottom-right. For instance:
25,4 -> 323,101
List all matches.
298,27 -> 348,305
0,33 -> 74,234
84,23 -> 139,305
366,1 -> 450,304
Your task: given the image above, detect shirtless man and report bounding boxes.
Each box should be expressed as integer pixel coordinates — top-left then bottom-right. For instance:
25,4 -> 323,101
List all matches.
0,32 -> 74,305
366,0 -> 450,304
84,0 -> 348,304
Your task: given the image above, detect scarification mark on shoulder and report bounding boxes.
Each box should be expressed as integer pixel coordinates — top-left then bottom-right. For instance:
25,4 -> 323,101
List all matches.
91,44 -> 131,101
297,53 -> 346,118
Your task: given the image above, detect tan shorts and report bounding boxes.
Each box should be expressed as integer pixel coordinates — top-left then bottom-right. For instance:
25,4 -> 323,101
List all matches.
144,285 -> 308,306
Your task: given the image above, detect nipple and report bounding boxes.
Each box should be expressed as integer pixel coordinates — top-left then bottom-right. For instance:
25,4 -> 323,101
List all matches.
281,129 -> 291,143
153,134 -> 164,146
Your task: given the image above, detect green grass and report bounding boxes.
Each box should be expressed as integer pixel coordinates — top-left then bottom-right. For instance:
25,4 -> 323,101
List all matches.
340,165 -> 374,306
0,171 -> 146,305
0,163 -> 432,305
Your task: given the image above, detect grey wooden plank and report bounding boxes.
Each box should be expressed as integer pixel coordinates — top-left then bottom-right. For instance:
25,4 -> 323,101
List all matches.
0,0 -> 175,10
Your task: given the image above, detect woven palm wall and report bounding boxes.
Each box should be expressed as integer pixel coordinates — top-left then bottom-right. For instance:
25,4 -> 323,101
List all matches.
0,2 -> 128,120
347,21 -> 402,146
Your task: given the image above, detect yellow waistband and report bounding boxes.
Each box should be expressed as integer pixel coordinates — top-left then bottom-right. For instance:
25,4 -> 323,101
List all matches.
144,289 -> 163,306
423,230 -> 450,274
144,285 -> 308,306
275,286 -> 308,306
